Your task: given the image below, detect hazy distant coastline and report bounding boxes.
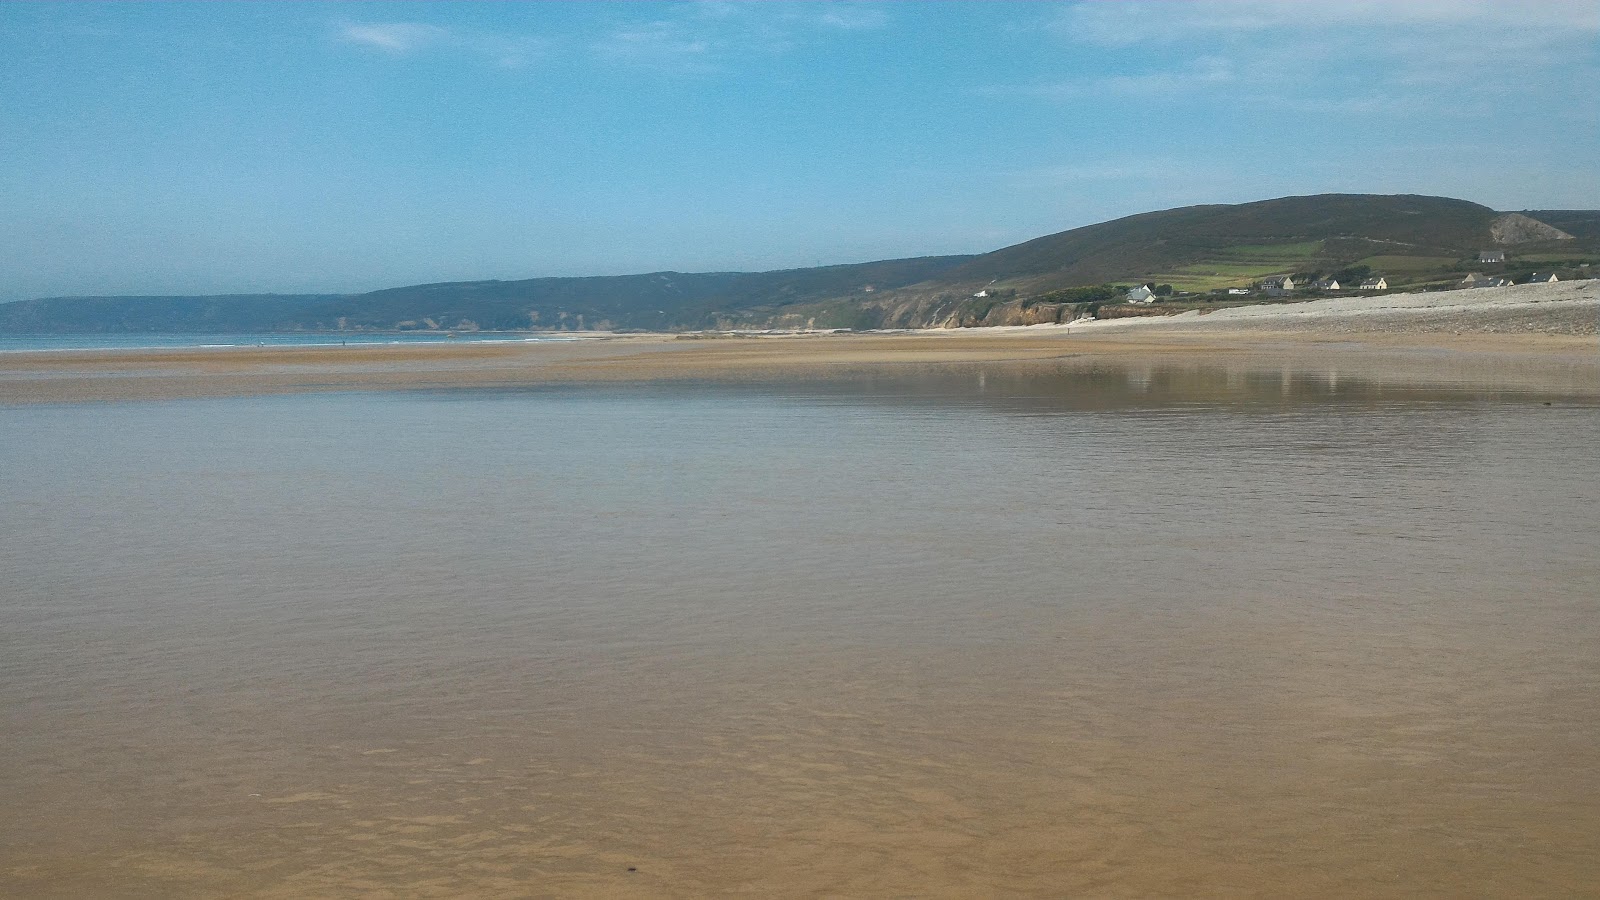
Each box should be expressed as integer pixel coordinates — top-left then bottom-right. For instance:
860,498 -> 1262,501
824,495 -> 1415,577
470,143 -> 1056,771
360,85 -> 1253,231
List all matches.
4,194 -> 1597,337
3,280 -> 1594,406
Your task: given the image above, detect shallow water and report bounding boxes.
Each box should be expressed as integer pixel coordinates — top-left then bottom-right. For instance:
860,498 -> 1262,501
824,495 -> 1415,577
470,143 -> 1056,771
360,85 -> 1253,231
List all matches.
0,331 -> 581,354
3,365 -> 1599,897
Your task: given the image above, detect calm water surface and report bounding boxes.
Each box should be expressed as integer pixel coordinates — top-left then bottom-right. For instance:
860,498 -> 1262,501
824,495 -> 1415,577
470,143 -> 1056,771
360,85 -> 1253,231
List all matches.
0,331 -> 581,353
3,365 -> 1599,897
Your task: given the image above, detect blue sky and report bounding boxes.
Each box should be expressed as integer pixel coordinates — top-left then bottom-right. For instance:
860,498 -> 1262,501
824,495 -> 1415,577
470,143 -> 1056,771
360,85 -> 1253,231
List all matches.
1,1 -> 1596,301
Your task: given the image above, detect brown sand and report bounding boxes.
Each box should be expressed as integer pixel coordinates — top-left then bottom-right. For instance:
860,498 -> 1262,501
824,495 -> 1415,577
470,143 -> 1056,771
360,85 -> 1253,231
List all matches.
3,325 -> 1597,404
5,304 -> 1599,896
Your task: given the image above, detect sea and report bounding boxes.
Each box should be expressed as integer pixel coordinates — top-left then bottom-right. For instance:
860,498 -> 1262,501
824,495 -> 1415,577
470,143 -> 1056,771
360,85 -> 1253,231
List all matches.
3,363 -> 1599,896
0,331 -> 584,353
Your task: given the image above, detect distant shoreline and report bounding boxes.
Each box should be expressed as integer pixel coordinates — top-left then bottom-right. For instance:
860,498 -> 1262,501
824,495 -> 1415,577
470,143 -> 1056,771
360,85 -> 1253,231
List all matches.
2,282 -> 1594,405
5,279 -> 1596,345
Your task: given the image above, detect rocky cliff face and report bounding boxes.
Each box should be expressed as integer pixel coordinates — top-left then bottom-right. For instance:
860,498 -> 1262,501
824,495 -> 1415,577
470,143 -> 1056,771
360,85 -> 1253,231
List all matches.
864,292 -> 1099,329
1491,213 -> 1574,244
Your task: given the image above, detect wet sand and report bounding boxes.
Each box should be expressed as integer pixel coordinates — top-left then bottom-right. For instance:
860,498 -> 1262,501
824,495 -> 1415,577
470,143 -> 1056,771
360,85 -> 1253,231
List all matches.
5,324 -> 1600,896
2,321 -> 1596,404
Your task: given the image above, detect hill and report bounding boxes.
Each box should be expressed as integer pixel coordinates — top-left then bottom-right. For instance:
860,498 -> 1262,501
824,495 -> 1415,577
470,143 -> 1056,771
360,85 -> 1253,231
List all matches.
1524,210 -> 1600,240
880,195 -> 1584,294
333,256 -> 972,332
3,194 -> 1595,333
0,294 -> 345,334
0,257 -> 971,334
854,194 -> 1598,327
942,194 -> 1500,287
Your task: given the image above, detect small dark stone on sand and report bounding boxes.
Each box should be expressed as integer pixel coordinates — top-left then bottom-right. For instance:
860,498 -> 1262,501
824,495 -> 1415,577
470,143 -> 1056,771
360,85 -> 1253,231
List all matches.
628,867 -> 637,873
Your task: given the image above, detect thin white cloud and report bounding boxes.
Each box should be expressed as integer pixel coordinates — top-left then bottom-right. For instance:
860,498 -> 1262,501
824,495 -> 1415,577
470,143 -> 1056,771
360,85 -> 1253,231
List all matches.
593,3 -> 889,72
977,56 -> 1234,101
690,1 -> 889,32
1052,0 -> 1599,47
593,20 -> 715,72
993,1 -> 1598,116
338,22 -> 449,55
335,21 -> 546,69
815,6 -> 890,31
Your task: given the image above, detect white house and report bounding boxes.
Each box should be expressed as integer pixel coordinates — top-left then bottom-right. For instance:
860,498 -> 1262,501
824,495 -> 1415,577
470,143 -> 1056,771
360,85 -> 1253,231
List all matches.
1525,272 -> 1559,284
1359,277 -> 1388,290
1260,275 -> 1297,297
1312,278 -> 1341,291
1479,250 -> 1506,264
1461,273 -> 1510,289
1125,285 -> 1155,303
1226,287 -> 1251,295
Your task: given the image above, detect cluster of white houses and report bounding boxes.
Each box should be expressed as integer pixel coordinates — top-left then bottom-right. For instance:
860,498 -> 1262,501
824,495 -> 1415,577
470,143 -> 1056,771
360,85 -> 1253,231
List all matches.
1258,274 -> 1387,296
1124,267 -> 1564,303
1460,272 -> 1562,288
1126,274 -> 1385,302
1458,250 -> 1563,288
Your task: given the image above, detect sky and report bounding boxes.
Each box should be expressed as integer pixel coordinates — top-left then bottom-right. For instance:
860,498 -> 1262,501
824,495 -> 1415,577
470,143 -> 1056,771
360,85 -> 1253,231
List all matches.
1,1 -> 1597,301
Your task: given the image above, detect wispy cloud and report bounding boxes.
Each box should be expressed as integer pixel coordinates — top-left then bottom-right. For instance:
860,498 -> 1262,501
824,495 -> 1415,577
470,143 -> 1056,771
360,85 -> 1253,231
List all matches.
339,22 -> 449,55
992,1 -> 1599,116
592,2 -> 890,73
335,21 -> 546,69
814,6 -> 890,31
691,1 -> 889,33
978,56 -> 1234,101
1051,0 -> 1599,47
593,20 -> 716,72
338,5 -> 891,76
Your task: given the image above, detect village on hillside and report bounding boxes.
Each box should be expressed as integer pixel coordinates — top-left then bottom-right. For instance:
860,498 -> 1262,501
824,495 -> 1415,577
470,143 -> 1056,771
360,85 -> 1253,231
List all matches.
1121,247 -> 1588,306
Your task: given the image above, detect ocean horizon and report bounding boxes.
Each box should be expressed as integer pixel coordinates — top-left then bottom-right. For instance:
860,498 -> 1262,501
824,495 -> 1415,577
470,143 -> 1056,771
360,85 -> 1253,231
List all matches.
0,331 -> 592,354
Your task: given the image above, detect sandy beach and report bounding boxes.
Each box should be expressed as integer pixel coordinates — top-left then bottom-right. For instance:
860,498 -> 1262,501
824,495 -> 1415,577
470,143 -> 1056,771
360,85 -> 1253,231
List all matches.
2,281 -> 1595,404
6,280 -> 1600,898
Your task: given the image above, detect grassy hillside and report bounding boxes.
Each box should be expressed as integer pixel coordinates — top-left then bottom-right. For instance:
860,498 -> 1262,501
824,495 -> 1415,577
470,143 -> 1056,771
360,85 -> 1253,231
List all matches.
914,194 -> 1508,295
326,256 -> 972,332
0,257 -> 970,333
1524,210 -> 1600,240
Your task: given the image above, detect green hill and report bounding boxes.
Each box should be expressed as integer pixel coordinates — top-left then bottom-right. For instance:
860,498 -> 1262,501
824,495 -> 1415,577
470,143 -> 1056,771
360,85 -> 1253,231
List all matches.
331,256 -> 973,332
0,257 -> 971,334
1524,210 -> 1600,240
3,194 -> 1594,334
944,194 -> 1494,285
0,294 -> 345,334
907,193 -> 1588,296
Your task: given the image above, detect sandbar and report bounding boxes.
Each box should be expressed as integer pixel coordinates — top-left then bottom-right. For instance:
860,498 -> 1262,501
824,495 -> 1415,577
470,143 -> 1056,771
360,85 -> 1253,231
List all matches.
2,281 -> 1595,403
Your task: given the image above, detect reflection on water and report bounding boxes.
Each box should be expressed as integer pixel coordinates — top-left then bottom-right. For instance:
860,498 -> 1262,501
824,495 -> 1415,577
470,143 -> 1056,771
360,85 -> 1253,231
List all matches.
3,363 -> 1600,897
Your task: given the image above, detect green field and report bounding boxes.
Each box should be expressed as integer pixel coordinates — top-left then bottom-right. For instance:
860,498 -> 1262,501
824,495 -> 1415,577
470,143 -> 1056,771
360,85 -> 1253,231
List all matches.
1145,241 -> 1324,291
1173,263 -> 1295,275
1355,254 -> 1460,274
1512,252 -> 1599,263
1145,274 -> 1259,292
1211,241 -> 1325,261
